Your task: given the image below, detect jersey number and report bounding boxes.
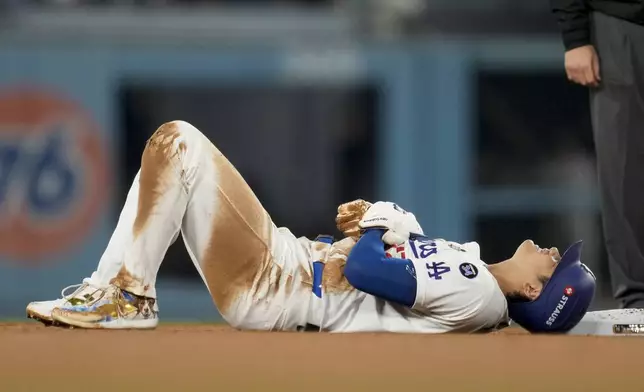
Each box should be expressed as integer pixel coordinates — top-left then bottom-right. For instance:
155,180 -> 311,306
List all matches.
426,262 -> 451,280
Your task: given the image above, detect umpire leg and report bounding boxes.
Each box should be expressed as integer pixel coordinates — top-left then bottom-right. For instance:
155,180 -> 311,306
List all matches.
591,11 -> 644,308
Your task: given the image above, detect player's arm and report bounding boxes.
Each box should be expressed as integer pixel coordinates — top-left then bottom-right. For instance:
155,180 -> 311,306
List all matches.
344,229 -> 417,307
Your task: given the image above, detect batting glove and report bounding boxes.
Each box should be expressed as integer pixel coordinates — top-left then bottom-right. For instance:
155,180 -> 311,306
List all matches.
358,201 -> 424,246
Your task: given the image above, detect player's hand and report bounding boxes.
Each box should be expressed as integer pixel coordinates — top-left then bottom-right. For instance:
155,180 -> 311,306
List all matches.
358,201 -> 423,245
564,45 -> 601,87
336,199 -> 373,238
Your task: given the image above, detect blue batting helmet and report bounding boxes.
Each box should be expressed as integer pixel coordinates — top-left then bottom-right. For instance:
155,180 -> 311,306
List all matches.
507,241 -> 596,333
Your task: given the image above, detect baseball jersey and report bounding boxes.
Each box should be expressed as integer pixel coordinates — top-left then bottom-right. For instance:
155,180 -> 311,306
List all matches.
306,236 -> 509,333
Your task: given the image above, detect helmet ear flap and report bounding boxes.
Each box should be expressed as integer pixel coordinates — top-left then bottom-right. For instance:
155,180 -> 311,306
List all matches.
507,241 -> 596,333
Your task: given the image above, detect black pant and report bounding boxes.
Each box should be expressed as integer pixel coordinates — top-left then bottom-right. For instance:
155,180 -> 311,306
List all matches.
591,11 -> 644,308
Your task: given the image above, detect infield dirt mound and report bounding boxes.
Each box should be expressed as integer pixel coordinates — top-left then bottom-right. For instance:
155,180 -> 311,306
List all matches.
0,323 -> 641,392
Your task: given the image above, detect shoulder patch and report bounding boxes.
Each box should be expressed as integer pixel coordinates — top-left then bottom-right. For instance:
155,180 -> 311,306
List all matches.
459,262 -> 479,279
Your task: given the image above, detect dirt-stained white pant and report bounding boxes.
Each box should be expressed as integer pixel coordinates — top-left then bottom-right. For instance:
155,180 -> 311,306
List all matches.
85,121 -> 321,330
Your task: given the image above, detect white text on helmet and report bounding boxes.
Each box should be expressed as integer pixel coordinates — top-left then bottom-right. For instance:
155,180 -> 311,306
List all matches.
546,295 -> 569,326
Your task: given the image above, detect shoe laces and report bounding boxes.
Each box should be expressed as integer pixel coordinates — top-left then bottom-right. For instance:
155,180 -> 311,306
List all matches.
60,278 -> 109,306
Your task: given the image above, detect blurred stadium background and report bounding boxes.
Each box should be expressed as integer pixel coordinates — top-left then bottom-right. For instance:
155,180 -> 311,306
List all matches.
0,0 -> 609,322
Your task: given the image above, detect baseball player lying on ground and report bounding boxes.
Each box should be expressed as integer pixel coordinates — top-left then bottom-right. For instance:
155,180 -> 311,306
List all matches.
26,121 -> 597,334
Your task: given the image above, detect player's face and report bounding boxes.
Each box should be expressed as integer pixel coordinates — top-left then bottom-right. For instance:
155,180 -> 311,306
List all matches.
512,240 -> 561,299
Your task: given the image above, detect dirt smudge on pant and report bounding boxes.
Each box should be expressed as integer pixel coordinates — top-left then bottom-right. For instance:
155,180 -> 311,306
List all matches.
299,265 -> 313,287
201,147 -> 275,317
110,265 -> 147,295
133,121 -> 184,239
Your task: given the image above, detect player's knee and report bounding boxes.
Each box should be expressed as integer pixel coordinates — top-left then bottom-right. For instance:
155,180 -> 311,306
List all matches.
166,120 -> 203,141
151,120 -> 203,143
143,120 -> 204,160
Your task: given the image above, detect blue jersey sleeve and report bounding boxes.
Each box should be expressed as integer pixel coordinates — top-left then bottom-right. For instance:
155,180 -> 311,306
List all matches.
344,229 -> 417,307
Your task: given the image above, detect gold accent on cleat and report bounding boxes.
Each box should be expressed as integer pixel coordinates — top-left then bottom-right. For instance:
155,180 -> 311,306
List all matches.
50,287 -> 158,329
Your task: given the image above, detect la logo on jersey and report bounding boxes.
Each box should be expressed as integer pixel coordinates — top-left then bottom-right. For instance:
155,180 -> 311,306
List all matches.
0,89 -> 111,264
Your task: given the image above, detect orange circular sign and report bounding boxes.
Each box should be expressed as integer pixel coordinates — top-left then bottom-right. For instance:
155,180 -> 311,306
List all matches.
0,88 -> 111,263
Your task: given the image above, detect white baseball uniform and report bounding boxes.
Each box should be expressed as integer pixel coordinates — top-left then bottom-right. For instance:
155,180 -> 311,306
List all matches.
84,120 -> 508,333
303,237 -> 509,333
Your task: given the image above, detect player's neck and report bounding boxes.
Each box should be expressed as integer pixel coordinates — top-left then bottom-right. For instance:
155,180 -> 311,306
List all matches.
487,259 -> 524,296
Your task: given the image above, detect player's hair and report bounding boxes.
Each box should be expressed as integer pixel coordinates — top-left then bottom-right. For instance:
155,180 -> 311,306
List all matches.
506,275 -> 551,303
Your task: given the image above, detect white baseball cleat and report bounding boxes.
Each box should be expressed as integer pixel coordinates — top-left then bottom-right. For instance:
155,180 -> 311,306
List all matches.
51,285 -> 159,329
26,280 -> 106,326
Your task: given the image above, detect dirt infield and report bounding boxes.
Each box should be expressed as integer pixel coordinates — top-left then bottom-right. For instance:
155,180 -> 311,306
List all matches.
0,323 -> 642,392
